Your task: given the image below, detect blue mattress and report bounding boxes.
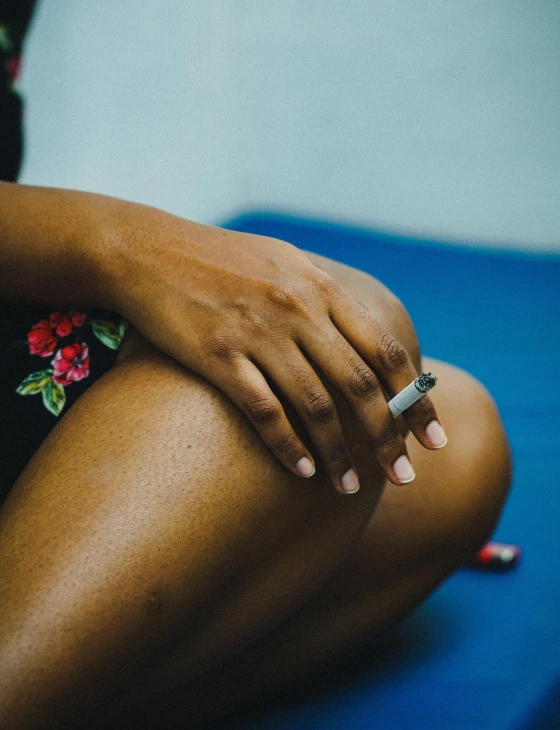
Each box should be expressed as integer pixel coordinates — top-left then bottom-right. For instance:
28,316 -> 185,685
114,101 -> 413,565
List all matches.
220,212 -> 560,730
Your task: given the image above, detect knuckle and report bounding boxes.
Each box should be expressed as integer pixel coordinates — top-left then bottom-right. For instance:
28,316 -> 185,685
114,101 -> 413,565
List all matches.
309,271 -> 338,298
377,332 -> 409,371
349,361 -> 379,397
301,388 -> 336,423
274,430 -> 299,455
243,309 -> 268,334
411,393 -> 435,421
269,284 -> 306,314
326,445 -> 349,467
374,426 -> 402,451
207,334 -> 234,363
246,395 -> 282,426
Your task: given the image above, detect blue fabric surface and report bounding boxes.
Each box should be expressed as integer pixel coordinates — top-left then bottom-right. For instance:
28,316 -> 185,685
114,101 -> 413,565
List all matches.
220,213 -> 560,730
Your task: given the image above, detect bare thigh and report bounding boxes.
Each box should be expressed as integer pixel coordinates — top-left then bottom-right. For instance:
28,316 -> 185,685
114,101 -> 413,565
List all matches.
111,255 -> 511,726
0,252 -> 510,728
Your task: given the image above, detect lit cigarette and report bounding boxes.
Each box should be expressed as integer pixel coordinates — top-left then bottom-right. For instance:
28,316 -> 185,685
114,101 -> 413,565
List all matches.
387,372 -> 437,418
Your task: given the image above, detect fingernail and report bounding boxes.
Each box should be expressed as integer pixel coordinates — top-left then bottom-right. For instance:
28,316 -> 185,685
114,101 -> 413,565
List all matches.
426,420 -> 448,449
341,468 -> 360,494
296,456 -> 315,477
393,455 -> 415,483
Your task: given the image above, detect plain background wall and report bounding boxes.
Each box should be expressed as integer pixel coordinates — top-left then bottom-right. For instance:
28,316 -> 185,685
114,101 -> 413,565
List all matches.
19,0 -> 560,252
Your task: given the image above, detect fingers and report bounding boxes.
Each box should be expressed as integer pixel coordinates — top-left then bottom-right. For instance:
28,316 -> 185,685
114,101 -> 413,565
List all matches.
298,328 -> 417,487
195,272 -> 445,495
205,356 -> 317,482
216,354 -> 359,495
255,346 -> 362,495
327,289 -> 447,453
202,303 -> 444,493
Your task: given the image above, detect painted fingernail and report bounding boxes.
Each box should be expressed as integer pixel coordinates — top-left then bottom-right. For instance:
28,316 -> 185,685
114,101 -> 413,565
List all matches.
341,468 -> 360,494
296,456 -> 316,477
393,455 -> 415,483
426,420 -> 448,449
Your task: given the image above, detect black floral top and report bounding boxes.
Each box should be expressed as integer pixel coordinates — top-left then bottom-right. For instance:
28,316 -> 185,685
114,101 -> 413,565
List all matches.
0,0 -> 36,181
0,0 -> 126,502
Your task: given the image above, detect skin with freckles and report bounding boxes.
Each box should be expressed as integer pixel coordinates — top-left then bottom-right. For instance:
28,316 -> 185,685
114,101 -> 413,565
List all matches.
0,249 -> 511,729
125,360 -> 509,730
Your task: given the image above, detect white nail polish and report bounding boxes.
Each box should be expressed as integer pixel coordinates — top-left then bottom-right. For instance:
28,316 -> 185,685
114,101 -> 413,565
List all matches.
296,456 -> 315,477
341,468 -> 360,493
393,455 -> 416,483
426,420 -> 448,449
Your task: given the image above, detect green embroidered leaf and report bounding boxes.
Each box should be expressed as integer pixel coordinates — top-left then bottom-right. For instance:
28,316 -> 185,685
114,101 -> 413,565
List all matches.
91,319 -> 123,350
16,369 -> 53,395
118,318 -> 128,340
42,379 -> 66,416
0,26 -> 14,54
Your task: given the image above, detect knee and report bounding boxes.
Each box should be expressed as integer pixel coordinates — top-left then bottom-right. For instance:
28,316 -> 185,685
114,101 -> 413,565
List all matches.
430,365 -> 513,562
302,251 -> 421,372
352,277 -> 422,374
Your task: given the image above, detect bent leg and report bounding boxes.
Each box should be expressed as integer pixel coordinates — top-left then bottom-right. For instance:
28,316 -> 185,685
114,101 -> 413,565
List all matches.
0,250 -> 511,728
0,316 -> 394,726
120,356 -> 512,728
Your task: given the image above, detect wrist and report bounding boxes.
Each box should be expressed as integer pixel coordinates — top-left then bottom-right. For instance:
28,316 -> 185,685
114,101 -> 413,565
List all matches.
91,196 -> 203,319
0,183 -> 125,309
87,196 -> 156,317
79,195 -> 132,313
74,193 -> 162,316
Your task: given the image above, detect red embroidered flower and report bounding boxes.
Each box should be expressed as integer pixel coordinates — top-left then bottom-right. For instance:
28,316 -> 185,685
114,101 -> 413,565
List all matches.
27,320 -> 58,357
70,311 -> 87,327
52,342 -> 90,385
7,56 -> 21,84
49,311 -> 87,337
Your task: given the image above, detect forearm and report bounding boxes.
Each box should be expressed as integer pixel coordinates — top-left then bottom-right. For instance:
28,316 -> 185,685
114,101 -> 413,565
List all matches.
0,182 -> 122,308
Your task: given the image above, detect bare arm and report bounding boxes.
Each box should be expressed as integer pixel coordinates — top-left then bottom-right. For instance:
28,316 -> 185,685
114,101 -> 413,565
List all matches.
0,181 -> 446,491
0,181 -> 115,307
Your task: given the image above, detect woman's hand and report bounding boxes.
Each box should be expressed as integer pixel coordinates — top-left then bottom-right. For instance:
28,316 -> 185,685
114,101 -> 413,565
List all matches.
0,182 -> 445,494
99,199 -> 445,495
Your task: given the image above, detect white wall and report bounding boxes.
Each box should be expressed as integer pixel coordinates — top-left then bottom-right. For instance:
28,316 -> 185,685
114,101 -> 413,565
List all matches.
20,1 -> 242,224
20,0 -> 560,252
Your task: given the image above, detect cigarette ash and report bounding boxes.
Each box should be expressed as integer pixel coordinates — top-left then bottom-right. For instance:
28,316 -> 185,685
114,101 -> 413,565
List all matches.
415,372 -> 437,393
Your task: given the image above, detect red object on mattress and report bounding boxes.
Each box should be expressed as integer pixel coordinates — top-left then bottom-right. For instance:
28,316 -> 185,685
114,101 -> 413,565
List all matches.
470,542 -> 522,570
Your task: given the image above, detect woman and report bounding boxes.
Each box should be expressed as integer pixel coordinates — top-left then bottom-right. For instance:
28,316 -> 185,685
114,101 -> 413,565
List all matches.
0,2 -> 512,727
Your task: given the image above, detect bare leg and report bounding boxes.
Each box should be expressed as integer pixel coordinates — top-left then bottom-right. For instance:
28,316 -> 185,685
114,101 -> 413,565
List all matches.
0,253 -> 511,728
132,356 -> 511,728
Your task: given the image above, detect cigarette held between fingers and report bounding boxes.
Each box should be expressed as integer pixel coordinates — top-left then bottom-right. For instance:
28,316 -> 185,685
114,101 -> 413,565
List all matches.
387,372 -> 437,419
